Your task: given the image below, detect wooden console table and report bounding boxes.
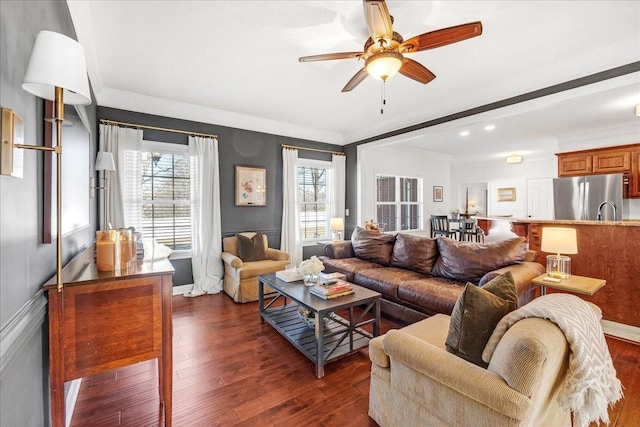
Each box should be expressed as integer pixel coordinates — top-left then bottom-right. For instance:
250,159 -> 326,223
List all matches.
44,244 -> 174,427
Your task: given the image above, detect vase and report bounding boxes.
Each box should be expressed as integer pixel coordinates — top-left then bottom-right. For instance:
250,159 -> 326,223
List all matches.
303,273 -> 319,286
451,213 -> 459,220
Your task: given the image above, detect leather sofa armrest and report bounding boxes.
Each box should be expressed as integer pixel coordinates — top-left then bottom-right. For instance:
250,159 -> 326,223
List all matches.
221,251 -> 243,268
323,241 -> 355,259
382,330 -> 530,420
479,262 -> 545,297
266,248 -> 290,261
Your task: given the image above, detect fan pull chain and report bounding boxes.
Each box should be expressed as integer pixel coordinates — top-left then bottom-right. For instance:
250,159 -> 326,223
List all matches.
380,80 -> 387,114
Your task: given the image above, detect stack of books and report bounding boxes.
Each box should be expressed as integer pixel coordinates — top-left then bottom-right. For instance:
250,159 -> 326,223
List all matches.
310,280 -> 354,299
318,271 -> 346,284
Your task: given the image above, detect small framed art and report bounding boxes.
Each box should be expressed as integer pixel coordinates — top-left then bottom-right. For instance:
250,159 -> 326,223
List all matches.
497,187 -> 516,202
235,165 -> 266,206
433,186 -> 443,202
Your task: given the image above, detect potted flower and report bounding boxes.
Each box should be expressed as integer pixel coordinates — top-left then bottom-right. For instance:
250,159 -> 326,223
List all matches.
449,208 -> 460,219
298,256 -> 324,286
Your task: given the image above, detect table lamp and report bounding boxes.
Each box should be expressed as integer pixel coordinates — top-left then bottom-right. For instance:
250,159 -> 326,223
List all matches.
541,227 -> 577,279
92,151 -> 116,229
330,217 -> 345,241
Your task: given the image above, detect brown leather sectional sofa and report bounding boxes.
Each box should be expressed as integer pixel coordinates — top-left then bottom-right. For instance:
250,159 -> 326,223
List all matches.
319,228 -> 545,323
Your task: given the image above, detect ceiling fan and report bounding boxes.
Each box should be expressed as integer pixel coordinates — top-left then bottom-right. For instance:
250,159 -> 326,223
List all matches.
299,0 -> 483,93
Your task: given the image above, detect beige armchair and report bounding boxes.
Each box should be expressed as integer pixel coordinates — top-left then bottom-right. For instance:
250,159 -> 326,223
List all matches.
221,233 -> 290,303
369,314 -> 571,427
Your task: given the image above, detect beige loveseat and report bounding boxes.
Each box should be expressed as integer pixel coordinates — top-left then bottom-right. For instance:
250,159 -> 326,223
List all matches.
369,314 -> 571,427
221,233 -> 289,303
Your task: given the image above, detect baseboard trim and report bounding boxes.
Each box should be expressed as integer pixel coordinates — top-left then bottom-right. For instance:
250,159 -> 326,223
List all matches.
0,291 -> 47,378
602,320 -> 640,343
172,284 -> 194,295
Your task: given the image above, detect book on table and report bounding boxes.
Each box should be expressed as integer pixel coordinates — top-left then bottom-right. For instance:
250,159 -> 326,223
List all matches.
310,287 -> 354,300
310,281 -> 354,299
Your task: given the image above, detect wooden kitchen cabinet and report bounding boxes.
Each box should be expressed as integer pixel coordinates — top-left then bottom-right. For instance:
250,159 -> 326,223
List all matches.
631,149 -> 640,198
557,152 -> 592,176
592,149 -> 631,174
557,143 -> 640,197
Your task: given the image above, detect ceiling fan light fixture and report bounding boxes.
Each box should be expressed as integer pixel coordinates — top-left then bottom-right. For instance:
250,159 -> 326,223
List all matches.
365,51 -> 403,81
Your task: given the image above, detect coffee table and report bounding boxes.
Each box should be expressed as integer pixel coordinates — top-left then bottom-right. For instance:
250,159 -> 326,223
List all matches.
258,273 -> 381,378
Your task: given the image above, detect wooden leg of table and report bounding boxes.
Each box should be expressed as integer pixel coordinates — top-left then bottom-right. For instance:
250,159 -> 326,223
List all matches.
49,291 -> 65,427
162,277 -> 173,427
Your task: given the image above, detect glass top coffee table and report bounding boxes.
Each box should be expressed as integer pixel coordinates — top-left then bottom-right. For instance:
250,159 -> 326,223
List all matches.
258,273 -> 381,378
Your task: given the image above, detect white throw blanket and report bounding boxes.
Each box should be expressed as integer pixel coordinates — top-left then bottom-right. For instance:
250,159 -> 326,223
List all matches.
482,294 -> 623,427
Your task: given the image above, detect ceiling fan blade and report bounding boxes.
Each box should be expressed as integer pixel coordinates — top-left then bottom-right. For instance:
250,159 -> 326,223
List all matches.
399,58 -> 436,84
299,52 -> 365,62
400,21 -> 483,53
363,0 -> 393,41
342,67 -> 369,92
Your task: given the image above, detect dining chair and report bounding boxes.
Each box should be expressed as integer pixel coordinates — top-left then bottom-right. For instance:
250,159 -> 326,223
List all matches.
430,215 -> 458,239
459,218 -> 485,243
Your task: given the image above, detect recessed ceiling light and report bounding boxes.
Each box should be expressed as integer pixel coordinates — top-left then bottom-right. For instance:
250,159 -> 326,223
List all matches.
459,130 -> 470,136
484,124 -> 495,131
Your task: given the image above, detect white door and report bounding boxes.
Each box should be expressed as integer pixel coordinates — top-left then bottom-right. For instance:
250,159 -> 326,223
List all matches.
527,178 -> 554,219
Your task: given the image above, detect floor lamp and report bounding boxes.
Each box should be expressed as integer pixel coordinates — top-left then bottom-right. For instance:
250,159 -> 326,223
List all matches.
21,31 -> 91,291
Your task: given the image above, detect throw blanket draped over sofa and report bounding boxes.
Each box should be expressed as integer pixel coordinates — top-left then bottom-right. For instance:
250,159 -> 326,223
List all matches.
483,293 -> 623,427
320,228 -> 545,323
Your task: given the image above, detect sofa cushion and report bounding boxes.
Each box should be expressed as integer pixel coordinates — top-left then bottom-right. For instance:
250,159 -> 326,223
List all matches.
445,272 -> 518,367
351,226 -> 396,266
396,277 -> 466,316
391,233 -> 439,276
319,256 -> 384,283
432,236 -> 527,283
237,232 -> 268,262
355,267 -> 426,299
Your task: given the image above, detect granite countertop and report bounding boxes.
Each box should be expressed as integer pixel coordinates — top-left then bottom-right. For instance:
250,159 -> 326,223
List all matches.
476,216 -> 640,226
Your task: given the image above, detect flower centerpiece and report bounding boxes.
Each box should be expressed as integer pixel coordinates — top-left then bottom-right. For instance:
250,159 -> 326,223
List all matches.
298,256 -> 324,286
449,208 -> 460,219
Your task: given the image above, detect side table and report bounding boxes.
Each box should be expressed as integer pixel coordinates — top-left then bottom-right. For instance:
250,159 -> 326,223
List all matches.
532,273 -> 606,296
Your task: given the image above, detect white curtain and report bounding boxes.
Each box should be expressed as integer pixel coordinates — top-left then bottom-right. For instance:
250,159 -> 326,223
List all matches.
99,124 -> 143,230
185,135 -> 224,297
330,154 -> 346,218
281,148 -> 302,266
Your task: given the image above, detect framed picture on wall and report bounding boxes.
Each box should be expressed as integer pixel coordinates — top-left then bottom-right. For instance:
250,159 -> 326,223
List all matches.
235,165 -> 266,206
497,187 -> 516,202
433,186 -> 443,202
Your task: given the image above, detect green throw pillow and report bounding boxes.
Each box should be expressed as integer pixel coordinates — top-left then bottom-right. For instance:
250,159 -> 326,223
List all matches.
237,232 -> 268,262
445,272 -> 518,367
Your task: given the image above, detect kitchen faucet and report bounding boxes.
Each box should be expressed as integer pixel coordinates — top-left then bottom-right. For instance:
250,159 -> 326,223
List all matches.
596,201 -> 617,221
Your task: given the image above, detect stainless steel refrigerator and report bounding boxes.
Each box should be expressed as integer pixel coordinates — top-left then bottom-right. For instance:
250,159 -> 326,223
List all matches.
553,173 -> 624,221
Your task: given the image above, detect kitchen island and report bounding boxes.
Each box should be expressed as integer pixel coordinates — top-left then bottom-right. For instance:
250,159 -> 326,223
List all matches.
477,217 -> 640,333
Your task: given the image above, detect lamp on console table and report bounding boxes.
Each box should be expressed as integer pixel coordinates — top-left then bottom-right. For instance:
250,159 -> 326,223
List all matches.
541,227 -> 578,279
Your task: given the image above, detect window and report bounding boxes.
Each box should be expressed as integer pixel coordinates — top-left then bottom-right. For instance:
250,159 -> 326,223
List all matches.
298,159 -> 331,243
141,141 -> 191,252
376,174 -> 422,232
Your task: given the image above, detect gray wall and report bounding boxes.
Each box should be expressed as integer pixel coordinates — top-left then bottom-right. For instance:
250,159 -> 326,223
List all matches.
0,1 -> 98,426
98,107 -> 343,282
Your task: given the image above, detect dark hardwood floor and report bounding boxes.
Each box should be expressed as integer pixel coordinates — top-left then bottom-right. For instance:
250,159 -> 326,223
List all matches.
70,293 -> 639,427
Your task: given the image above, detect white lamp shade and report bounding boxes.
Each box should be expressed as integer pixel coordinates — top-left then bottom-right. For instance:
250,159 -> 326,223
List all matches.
330,217 -> 344,231
95,151 -> 116,172
541,227 -> 578,254
22,31 -> 91,105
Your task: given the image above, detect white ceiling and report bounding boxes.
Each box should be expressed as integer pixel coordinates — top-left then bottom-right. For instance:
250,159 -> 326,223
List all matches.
67,1 -> 640,163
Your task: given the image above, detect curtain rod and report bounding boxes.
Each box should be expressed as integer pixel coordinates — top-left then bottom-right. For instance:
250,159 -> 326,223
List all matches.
100,119 -> 217,139
281,144 -> 345,156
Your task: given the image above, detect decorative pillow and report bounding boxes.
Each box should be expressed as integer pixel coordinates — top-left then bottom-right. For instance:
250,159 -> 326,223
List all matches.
445,272 -> 518,367
390,233 -> 439,276
351,226 -> 396,266
237,232 -> 268,262
432,236 -> 527,283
